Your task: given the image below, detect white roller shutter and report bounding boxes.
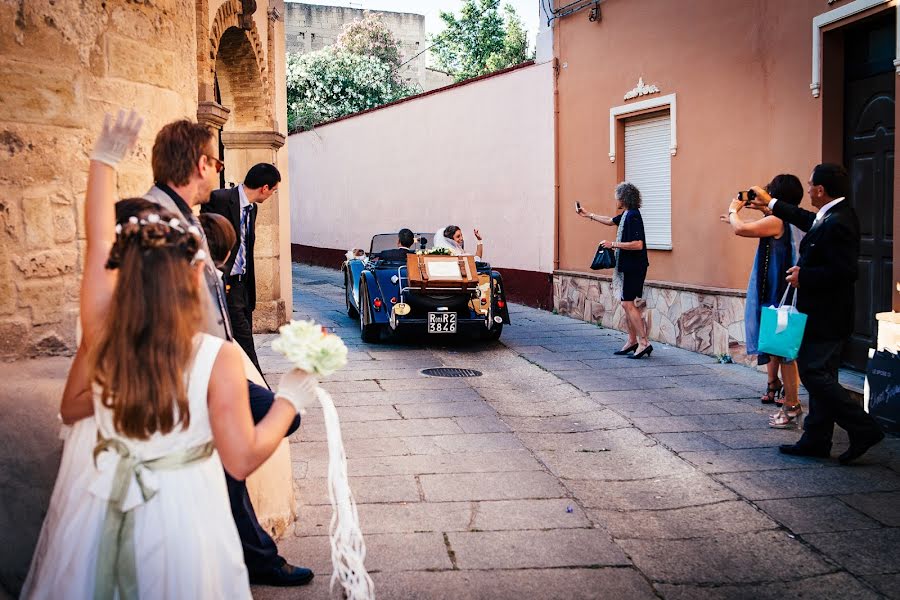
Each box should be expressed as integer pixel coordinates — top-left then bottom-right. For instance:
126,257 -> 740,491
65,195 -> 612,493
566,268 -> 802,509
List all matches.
624,114 -> 672,250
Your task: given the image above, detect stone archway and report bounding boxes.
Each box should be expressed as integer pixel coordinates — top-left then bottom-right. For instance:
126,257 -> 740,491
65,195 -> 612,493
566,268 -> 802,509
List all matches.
201,2 -> 287,334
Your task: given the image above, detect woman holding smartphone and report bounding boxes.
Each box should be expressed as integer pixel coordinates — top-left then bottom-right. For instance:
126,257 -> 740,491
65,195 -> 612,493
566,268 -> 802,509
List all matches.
577,182 -> 652,359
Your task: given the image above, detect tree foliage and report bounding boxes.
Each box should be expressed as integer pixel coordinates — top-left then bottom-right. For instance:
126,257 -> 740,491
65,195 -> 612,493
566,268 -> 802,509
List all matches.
287,14 -> 417,132
431,0 -> 532,82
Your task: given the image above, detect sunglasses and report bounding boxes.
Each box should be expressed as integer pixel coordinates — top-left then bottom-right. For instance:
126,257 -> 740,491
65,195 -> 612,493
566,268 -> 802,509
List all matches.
205,155 -> 224,173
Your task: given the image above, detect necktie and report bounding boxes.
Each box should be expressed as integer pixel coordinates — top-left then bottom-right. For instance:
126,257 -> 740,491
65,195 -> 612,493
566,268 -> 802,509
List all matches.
232,205 -> 251,276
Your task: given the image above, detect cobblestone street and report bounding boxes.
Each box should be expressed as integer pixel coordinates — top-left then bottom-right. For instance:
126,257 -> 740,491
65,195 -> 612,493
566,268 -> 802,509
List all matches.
251,265 -> 900,599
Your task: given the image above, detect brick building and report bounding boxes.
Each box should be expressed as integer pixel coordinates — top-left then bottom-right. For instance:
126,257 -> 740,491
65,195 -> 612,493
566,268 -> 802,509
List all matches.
0,0 -> 295,360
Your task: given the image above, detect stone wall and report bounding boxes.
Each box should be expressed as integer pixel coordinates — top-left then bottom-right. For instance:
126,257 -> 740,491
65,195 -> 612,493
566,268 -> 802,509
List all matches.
0,0 -> 199,360
554,271 -> 752,365
283,2 -> 453,92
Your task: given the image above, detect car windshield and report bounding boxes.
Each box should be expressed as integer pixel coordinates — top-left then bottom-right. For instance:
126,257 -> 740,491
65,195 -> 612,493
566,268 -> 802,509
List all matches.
369,232 -> 434,254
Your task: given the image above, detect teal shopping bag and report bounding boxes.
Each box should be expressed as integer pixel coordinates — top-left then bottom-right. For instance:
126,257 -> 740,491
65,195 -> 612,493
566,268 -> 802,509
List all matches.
758,287 -> 807,360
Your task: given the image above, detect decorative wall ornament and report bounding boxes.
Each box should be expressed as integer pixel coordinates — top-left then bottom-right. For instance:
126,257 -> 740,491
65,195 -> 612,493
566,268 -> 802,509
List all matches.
623,77 -> 660,101
609,94 -> 677,162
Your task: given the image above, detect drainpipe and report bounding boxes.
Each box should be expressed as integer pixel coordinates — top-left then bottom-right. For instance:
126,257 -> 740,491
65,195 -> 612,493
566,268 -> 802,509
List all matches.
552,25 -> 561,273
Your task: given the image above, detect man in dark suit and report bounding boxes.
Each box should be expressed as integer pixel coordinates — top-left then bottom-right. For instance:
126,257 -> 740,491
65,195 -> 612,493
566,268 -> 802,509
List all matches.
378,228 -> 415,261
148,128 -> 311,586
751,163 -> 884,463
202,163 -> 280,374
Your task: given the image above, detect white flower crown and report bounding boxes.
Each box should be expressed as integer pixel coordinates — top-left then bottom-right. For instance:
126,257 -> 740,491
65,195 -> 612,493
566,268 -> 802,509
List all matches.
115,214 -> 206,264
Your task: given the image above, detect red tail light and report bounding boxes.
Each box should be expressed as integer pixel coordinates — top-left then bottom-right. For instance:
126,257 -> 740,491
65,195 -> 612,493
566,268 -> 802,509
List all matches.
373,298 -> 383,310
390,297 -> 398,304
497,300 -> 505,308
480,298 -> 487,305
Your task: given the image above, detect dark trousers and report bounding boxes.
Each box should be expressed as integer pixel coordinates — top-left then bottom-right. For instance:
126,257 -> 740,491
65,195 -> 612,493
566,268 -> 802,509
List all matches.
798,338 -> 882,446
226,278 -> 262,375
226,380 -> 302,573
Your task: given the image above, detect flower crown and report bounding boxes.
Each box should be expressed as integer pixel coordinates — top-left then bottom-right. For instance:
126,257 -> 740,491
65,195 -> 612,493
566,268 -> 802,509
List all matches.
106,213 -> 207,269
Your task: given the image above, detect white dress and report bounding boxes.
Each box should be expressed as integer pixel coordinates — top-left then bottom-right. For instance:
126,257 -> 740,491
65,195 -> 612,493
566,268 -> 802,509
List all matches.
22,334 -> 251,599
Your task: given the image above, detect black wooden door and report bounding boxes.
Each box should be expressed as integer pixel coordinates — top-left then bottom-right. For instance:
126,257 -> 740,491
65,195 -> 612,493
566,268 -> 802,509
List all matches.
843,14 -> 895,369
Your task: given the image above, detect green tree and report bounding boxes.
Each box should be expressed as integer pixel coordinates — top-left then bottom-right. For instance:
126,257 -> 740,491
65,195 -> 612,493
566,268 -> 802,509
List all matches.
431,0 -> 532,82
338,13 -> 402,73
287,13 -> 418,132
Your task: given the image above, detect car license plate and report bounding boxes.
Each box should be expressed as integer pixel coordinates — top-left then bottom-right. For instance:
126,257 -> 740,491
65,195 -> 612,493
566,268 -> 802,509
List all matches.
427,312 -> 457,333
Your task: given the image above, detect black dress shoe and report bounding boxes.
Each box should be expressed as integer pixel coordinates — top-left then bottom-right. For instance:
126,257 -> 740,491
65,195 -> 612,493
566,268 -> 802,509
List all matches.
614,343 -> 639,355
779,442 -> 831,458
839,430 -> 885,465
249,560 -> 314,587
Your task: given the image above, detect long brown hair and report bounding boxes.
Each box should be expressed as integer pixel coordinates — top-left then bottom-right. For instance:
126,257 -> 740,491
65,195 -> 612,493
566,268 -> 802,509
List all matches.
91,206 -> 204,439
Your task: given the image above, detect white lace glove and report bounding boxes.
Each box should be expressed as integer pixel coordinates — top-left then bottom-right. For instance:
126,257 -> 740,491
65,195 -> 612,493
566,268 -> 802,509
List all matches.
274,369 -> 319,414
90,109 -> 143,168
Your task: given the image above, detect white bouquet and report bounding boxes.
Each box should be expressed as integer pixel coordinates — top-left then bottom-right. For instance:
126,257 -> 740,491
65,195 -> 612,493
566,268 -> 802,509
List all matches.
271,320 -> 348,377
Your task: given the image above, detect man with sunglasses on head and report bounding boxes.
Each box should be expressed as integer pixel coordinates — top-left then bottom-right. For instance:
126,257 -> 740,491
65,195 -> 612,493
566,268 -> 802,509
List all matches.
144,121 -> 313,587
202,163 -> 281,374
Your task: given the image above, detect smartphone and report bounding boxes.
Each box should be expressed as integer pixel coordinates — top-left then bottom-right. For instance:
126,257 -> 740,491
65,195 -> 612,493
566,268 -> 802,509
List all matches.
575,201 -> 582,213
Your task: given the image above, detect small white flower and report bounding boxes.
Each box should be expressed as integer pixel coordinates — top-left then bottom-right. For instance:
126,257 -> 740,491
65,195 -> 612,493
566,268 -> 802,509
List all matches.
271,320 -> 348,377
192,249 -> 207,263
147,213 -> 160,224
169,218 -> 181,229
115,224 -> 122,234
128,216 -> 139,224
187,225 -> 200,236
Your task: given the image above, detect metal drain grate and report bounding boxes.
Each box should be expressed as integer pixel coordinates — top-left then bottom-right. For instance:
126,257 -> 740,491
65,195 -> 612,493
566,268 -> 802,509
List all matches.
421,367 -> 483,378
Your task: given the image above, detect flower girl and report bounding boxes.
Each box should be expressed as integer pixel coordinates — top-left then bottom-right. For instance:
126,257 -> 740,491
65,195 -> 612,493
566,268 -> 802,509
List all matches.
22,112 -> 315,599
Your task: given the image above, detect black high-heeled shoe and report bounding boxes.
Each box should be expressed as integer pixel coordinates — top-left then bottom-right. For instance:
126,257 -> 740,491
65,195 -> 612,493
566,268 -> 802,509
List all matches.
614,343 -> 639,356
628,345 -> 653,359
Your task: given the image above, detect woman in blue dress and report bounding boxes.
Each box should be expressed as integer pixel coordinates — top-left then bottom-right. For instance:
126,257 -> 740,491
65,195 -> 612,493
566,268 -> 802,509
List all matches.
722,174 -> 804,429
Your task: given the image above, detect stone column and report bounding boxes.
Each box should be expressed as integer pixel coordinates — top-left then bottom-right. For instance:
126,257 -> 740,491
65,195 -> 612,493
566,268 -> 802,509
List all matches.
220,130 -> 288,333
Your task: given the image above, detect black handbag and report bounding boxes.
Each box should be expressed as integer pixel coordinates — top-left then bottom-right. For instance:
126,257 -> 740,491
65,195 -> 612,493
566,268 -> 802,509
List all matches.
590,245 -> 616,270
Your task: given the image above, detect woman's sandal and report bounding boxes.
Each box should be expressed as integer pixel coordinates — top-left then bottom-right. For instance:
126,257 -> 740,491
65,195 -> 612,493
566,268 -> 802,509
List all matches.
761,378 -> 784,405
769,403 -> 803,429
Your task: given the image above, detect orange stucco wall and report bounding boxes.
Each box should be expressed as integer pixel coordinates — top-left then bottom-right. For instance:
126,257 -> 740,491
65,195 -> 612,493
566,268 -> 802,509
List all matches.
555,0 -> 893,291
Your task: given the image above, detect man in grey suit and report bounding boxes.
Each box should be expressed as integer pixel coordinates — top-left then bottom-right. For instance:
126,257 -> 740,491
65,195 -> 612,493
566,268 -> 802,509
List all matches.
143,120 -> 313,587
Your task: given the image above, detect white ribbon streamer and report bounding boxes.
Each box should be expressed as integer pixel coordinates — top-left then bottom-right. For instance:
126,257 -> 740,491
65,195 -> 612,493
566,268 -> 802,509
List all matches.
317,386 -> 375,600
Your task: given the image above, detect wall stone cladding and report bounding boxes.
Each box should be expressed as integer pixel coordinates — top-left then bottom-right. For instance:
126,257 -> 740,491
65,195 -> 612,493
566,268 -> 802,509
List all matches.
554,271 -> 753,366
0,0 -> 198,360
283,2 -> 453,92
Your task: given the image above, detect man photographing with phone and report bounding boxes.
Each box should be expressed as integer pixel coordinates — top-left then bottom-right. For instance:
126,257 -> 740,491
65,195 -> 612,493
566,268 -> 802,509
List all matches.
747,163 -> 884,463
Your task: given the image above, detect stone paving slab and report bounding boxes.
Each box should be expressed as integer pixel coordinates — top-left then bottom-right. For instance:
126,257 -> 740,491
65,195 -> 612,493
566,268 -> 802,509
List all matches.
804,528 -> 900,575
679,447 -> 831,473
419,471 -> 567,502
617,530 -> 837,584
864,574 -> 900,599
650,432 -> 731,452
591,500 -> 779,540
714,465 -> 900,500
339,450 -> 544,478
565,474 -> 739,511
400,433 -> 523,454
653,572 -> 881,600
297,475 -> 421,506
369,567 -> 658,600
534,446 -> 697,481
447,529 -> 630,569
838,491 -> 900,526
755,496 -> 883,534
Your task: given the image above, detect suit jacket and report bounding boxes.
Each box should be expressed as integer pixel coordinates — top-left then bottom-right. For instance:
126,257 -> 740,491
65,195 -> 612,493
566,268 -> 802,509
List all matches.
202,187 -> 258,311
143,185 -> 230,340
771,199 -> 860,341
378,247 -> 412,261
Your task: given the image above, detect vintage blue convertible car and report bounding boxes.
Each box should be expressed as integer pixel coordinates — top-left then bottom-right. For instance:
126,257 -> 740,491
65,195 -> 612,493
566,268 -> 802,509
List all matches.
342,232 -> 511,342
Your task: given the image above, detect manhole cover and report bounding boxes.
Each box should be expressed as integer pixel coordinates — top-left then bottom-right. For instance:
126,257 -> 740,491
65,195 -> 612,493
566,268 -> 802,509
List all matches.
421,367 -> 483,378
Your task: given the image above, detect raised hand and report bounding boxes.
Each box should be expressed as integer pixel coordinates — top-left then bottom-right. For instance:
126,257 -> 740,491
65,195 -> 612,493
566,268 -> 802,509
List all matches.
473,228 -> 483,241
90,109 -> 144,168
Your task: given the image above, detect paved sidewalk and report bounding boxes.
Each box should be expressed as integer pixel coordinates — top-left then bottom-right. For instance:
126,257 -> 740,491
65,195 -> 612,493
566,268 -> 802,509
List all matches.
257,264 -> 900,600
